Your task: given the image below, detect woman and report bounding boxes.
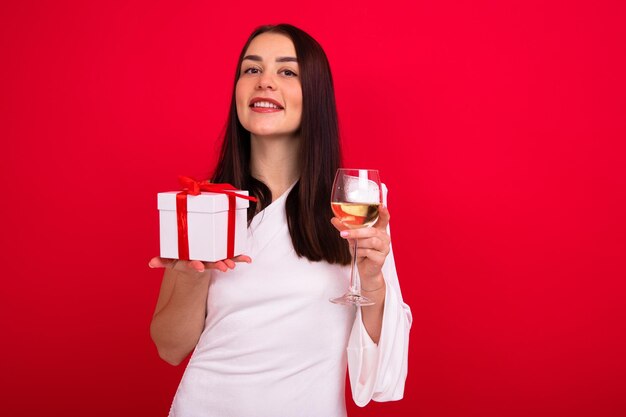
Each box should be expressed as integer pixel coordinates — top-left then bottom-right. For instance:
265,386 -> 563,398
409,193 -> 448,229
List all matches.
149,24 -> 412,417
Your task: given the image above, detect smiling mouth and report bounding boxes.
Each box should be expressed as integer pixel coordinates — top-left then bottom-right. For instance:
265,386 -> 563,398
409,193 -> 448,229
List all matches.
250,101 -> 284,110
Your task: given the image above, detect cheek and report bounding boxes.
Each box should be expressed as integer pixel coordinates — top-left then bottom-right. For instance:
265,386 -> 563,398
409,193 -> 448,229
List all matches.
235,81 -> 247,121
290,85 -> 303,116
295,98 -> 303,123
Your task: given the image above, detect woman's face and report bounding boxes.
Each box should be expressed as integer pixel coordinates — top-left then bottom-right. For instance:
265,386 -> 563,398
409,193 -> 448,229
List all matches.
236,33 -> 303,139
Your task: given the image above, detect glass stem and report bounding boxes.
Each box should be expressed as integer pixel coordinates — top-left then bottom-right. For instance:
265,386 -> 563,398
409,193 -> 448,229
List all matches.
349,238 -> 360,295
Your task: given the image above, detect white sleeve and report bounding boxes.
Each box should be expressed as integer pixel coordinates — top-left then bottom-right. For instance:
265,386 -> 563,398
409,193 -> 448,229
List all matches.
346,183 -> 413,407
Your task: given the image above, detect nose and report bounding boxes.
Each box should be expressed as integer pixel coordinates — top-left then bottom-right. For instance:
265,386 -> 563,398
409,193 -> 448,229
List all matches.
256,72 -> 276,90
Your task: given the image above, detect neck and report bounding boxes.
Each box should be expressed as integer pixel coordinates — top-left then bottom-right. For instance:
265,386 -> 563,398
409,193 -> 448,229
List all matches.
250,134 -> 300,201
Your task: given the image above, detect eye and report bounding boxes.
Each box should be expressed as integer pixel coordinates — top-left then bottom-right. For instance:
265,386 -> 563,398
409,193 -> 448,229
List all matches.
281,69 -> 298,77
243,67 -> 261,74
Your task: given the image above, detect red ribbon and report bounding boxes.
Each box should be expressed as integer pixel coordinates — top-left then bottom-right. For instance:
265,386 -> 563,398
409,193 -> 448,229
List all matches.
176,176 -> 257,261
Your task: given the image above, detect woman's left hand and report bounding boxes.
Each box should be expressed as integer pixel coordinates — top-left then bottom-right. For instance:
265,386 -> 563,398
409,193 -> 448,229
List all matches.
331,206 -> 391,290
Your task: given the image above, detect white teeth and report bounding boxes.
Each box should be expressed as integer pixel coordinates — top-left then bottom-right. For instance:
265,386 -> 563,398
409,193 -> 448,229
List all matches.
252,101 -> 280,109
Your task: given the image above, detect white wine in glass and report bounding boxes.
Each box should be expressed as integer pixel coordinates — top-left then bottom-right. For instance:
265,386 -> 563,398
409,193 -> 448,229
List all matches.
330,168 -> 382,306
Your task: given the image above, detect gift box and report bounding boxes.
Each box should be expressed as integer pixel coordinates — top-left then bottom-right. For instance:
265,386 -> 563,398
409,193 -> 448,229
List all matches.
158,178 -> 256,262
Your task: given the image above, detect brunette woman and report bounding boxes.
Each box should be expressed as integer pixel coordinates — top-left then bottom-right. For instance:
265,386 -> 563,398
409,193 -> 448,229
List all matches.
149,24 -> 411,417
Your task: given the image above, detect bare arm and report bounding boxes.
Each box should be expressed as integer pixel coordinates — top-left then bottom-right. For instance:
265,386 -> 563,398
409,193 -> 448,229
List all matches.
148,256 -> 250,365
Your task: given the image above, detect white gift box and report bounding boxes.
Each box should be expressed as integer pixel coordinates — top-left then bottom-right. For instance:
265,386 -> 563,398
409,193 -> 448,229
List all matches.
158,190 -> 251,262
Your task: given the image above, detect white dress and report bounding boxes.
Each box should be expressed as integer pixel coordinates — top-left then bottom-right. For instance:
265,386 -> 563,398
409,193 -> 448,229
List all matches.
168,184 -> 412,417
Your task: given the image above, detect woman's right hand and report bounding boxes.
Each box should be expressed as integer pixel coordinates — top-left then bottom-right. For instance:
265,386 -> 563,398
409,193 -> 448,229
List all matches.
148,255 -> 252,274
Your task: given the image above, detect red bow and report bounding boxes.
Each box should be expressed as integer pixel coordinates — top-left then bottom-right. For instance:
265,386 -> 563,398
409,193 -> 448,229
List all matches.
176,176 -> 258,261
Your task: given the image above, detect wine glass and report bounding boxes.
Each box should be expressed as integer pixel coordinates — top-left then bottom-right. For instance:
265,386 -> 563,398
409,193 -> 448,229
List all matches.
330,168 -> 382,306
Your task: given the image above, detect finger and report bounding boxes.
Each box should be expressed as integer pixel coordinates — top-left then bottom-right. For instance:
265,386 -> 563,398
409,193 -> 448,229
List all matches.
149,257 -> 177,269
353,236 -> 390,254
339,226 -> 381,240
223,258 -> 236,269
189,260 -> 207,272
208,260 -> 228,273
231,255 -> 252,264
354,247 -> 387,264
373,206 -> 390,231
330,217 -> 349,232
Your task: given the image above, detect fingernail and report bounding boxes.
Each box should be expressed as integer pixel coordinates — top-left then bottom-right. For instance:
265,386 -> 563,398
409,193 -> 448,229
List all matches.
340,231 -> 349,237
148,262 -> 155,268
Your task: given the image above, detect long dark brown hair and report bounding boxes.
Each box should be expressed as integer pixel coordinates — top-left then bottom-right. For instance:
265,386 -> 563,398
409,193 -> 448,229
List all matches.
211,24 -> 350,265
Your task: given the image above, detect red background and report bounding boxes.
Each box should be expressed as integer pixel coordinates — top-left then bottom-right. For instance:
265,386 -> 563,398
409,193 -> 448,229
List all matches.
2,1 -> 625,416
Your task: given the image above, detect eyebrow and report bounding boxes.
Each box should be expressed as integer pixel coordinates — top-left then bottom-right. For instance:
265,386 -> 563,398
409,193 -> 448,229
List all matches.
242,55 -> 298,63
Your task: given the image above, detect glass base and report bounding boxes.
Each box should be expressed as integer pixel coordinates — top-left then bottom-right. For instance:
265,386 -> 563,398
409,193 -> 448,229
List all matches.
330,293 -> 375,306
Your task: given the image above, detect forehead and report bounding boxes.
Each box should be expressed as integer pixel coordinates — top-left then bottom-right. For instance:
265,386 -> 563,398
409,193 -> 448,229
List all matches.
244,33 -> 297,60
